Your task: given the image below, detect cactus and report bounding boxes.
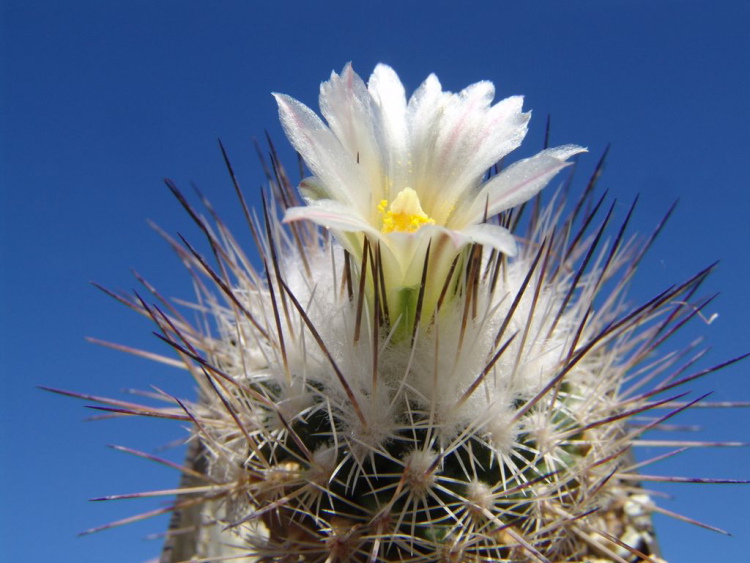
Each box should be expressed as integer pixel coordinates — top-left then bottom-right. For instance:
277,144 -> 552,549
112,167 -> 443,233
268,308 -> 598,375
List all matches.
62,64 -> 746,563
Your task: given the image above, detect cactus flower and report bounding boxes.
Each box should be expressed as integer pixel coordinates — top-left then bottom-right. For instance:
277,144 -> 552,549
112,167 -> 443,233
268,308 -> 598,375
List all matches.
276,64 -> 584,331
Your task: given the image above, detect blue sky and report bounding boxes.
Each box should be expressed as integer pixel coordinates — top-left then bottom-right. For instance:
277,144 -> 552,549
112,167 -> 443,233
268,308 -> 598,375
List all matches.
1,1 -> 749,561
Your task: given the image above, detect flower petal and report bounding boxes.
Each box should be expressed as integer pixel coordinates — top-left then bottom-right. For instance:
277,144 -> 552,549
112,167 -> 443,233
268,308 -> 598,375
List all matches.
318,64 -> 386,203
459,145 -> 587,225
284,200 -> 380,236
368,64 -> 409,198
460,223 -> 518,256
410,86 -> 531,224
274,93 -> 368,212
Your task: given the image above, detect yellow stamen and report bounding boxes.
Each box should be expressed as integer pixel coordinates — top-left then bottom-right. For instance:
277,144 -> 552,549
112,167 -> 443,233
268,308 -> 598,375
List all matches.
379,188 -> 436,234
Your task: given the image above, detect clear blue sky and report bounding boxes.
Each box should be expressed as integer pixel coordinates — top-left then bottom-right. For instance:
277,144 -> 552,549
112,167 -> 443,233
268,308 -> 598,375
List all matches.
1,1 -> 748,561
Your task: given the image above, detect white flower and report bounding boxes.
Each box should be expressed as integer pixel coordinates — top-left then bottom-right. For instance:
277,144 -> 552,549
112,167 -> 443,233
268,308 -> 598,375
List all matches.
275,63 -> 585,328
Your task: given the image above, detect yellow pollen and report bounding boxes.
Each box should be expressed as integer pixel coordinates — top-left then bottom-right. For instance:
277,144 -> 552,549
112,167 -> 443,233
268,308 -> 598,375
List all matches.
379,188 -> 435,234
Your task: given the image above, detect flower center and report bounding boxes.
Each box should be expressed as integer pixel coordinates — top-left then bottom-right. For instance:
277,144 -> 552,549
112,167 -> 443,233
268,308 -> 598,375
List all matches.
378,188 -> 436,234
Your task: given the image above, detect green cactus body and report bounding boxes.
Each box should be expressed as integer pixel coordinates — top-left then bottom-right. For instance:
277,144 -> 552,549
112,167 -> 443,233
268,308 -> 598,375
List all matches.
150,167 -> 685,562
72,64 -> 744,563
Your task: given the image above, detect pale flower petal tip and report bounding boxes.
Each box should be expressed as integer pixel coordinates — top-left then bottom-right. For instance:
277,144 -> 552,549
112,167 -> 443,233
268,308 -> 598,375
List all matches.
548,144 -> 588,161
461,223 -> 518,256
